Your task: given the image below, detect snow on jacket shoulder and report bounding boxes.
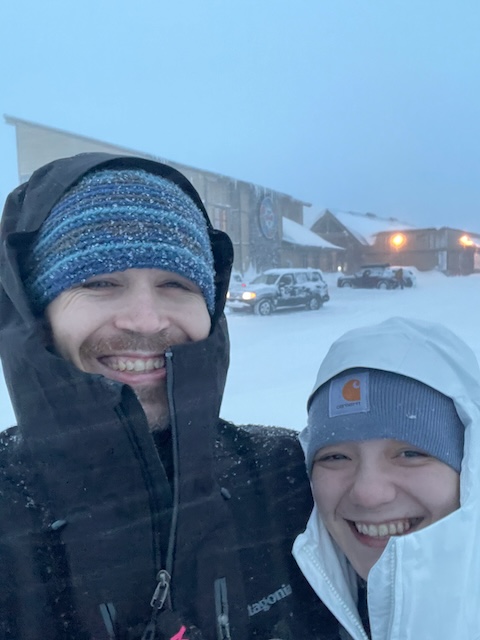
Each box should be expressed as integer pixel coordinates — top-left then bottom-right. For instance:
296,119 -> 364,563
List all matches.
293,317 -> 480,640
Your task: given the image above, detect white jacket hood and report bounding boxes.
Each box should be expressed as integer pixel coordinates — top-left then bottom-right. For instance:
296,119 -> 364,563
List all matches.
293,317 -> 480,640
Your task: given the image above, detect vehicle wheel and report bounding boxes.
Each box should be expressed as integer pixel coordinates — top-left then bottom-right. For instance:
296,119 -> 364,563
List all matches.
377,281 -> 388,290
405,279 -> 413,288
340,281 -> 353,288
253,299 -> 273,316
306,296 -> 322,311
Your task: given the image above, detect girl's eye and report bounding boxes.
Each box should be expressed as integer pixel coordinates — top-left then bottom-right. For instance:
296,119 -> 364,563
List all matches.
400,450 -> 428,458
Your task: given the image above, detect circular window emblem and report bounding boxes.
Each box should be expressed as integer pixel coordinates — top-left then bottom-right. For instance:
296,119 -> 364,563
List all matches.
259,196 -> 277,239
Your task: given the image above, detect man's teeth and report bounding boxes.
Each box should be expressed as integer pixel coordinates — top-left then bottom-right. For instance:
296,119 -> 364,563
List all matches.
354,520 -> 412,537
108,358 -> 163,372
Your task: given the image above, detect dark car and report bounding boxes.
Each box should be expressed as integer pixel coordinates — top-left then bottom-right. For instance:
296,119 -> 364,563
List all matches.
227,268 -> 329,315
337,264 -> 398,290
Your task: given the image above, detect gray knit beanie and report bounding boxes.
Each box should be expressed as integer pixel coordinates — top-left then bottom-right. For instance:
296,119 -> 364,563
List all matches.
23,167 -> 215,315
305,368 -> 464,474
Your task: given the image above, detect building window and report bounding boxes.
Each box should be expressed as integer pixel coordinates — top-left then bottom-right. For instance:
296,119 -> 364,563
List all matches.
212,207 -> 228,232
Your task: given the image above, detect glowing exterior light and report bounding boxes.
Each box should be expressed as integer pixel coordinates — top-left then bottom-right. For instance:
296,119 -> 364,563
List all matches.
459,234 -> 474,247
390,233 -> 406,249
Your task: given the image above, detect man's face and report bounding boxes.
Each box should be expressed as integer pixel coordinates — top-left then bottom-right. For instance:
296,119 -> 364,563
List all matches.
311,438 -> 460,580
46,268 -> 211,430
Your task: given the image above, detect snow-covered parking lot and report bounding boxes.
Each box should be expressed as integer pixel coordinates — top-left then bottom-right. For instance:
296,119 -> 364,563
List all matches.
221,271 -> 480,430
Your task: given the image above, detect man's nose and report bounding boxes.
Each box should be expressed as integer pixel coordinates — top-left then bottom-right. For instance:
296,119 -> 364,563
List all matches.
348,464 -> 397,509
113,288 -> 170,334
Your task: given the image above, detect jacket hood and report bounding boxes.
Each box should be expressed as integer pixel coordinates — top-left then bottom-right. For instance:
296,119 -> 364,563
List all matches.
0,152 -> 233,429
294,316 -> 480,639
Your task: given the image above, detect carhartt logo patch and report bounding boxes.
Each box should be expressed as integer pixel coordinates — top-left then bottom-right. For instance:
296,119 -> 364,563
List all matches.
329,372 -> 370,417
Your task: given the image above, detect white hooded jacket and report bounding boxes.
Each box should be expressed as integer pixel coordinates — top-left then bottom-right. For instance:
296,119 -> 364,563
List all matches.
293,317 -> 480,640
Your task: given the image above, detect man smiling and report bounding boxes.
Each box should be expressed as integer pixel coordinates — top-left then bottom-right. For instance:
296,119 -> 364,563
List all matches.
0,154 -> 336,640
293,317 -> 480,640
44,266 -> 211,430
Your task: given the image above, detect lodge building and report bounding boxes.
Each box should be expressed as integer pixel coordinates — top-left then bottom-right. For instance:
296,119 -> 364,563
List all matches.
4,115 -> 342,278
5,115 -> 478,276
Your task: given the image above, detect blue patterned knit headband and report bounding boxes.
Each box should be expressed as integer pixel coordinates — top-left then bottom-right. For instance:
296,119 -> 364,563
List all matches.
24,168 -> 215,314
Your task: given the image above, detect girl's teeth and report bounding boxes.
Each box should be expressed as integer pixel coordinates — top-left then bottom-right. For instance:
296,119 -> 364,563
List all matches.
355,519 -> 412,537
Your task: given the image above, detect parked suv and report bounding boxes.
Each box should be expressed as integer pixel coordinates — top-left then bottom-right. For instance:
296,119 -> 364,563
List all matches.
337,264 -> 398,289
227,268 -> 329,315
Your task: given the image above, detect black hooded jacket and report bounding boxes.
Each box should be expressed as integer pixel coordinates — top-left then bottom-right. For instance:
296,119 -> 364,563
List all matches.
0,154 -> 337,640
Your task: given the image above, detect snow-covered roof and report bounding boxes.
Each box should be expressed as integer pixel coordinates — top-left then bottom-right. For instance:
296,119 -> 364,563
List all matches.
305,208 -> 416,246
282,217 -> 343,249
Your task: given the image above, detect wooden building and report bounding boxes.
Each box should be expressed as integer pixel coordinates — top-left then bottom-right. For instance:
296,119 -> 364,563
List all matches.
308,208 -> 415,273
5,115 -> 317,277
373,227 -> 480,275
308,207 -> 480,275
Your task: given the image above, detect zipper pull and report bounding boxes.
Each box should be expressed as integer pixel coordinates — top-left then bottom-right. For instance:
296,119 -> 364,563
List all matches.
141,571 -> 172,640
150,570 -> 171,610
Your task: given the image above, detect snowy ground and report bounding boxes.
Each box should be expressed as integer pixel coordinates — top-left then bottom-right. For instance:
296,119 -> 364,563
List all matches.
221,270 -> 480,430
1,270 -> 479,431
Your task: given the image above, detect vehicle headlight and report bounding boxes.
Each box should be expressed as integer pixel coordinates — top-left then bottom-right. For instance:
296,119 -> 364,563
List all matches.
241,291 -> 257,300
226,291 -> 231,299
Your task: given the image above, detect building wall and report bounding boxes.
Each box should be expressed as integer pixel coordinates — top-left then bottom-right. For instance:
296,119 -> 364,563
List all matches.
181,170 -> 296,275
7,118 -> 139,184
373,228 -> 477,274
7,117 -> 305,277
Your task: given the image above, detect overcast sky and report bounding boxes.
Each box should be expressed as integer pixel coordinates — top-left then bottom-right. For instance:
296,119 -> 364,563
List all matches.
1,0 -> 479,230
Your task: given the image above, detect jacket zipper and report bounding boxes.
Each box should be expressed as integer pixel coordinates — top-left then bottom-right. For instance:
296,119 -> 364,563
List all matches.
115,401 -> 164,575
141,570 -> 172,640
140,351 -> 179,640
143,351 -> 233,640
164,350 -> 179,579
115,353 -> 180,638
116,350 -> 179,579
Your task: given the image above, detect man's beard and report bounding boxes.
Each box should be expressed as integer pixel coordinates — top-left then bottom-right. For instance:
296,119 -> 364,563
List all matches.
133,382 -> 170,432
80,330 -> 173,431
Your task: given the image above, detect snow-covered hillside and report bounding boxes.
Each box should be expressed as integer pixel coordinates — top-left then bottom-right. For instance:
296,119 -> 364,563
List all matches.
1,271 -> 479,431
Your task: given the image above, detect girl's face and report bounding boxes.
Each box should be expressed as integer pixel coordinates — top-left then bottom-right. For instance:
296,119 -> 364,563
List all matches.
311,438 -> 460,579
